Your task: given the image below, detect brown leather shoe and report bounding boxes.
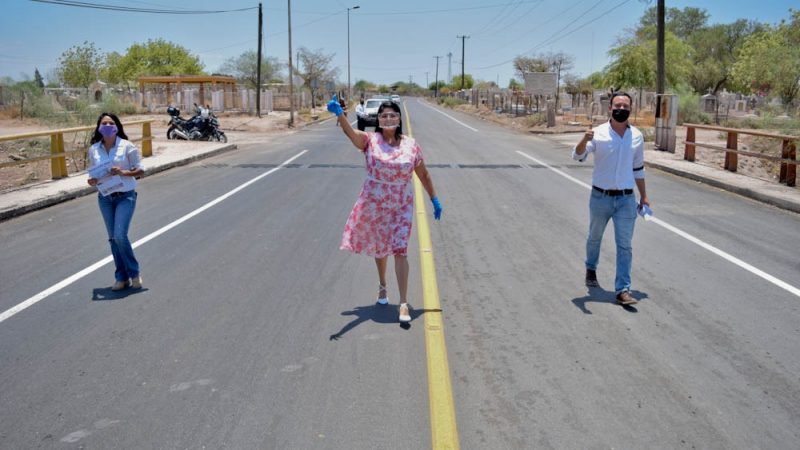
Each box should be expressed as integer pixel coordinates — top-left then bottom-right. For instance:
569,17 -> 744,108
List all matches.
111,280 -> 130,291
585,269 -> 599,287
616,290 -> 638,305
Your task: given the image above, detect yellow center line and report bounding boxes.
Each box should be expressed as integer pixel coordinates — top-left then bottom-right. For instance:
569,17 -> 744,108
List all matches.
403,102 -> 461,450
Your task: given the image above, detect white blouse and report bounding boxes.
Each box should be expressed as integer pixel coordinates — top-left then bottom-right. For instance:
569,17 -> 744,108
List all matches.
87,137 -> 144,192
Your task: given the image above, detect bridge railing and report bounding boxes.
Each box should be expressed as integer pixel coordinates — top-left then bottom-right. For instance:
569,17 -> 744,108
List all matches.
0,120 -> 154,180
683,123 -> 798,187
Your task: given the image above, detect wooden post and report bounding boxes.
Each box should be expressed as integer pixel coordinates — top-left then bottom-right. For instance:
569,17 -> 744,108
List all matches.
780,139 -> 796,187
141,122 -> 152,157
724,131 -> 738,172
684,126 -> 695,161
50,132 -> 68,179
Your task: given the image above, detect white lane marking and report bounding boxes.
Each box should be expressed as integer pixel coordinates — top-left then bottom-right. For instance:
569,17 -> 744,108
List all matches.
516,150 -> 800,298
417,100 -> 479,132
0,150 -> 308,324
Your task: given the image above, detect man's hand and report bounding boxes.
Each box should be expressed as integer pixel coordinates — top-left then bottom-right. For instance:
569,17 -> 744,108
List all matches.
575,125 -> 594,156
87,178 -> 98,186
581,125 -> 594,143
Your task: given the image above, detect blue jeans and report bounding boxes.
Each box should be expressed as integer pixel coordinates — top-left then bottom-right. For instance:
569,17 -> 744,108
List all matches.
98,190 -> 140,282
585,190 -> 637,294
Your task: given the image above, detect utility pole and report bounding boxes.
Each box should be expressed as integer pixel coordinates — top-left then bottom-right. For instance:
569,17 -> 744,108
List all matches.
447,52 -> 452,83
656,0 -> 665,95
434,55 -> 441,98
256,2 -> 263,117
457,35 -> 469,90
287,0 -> 294,127
425,72 -> 429,90
347,5 -> 360,104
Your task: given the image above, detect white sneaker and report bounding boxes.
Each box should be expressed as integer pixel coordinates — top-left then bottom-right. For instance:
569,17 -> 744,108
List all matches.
376,284 -> 389,305
398,303 -> 411,323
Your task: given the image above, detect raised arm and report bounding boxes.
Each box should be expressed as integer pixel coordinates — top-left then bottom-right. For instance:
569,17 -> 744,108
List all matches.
328,95 -> 368,151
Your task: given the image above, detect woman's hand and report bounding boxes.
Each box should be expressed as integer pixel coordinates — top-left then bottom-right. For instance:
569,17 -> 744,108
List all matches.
87,178 -> 98,186
431,196 -> 442,220
327,95 -> 344,117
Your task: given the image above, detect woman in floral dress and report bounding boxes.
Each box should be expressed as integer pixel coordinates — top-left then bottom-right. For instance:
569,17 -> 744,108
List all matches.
327,97 -> 442,323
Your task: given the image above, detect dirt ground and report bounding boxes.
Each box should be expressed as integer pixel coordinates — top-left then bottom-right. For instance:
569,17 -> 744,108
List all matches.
450,104 -> 789,184
0,109 -> 323,192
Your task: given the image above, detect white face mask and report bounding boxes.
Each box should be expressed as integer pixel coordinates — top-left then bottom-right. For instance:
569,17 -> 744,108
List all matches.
378,112 -> 400,129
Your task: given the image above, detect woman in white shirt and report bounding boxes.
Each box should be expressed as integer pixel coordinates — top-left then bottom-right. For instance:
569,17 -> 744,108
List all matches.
87,113 -> 145,291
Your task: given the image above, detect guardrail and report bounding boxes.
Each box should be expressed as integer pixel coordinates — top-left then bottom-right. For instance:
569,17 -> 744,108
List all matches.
683,123 -> 799,187
0,120 -> 154,180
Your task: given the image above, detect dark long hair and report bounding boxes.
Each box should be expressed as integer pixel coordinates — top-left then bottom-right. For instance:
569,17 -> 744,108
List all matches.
374,101 -> 403,140
90,112 -> 128,144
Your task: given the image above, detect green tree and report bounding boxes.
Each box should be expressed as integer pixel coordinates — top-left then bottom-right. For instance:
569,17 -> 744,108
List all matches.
218,50 -> 282,88
105,39 -> 204,85
638,6 -> 709,40
354,79 -> 376,94
451,73 -> 474,90
297,47 -> 339,107
508,78 -> 523,91
687,20 -> 763,94
428,80 -> 447,91
57,41 -> 103,88
605,32 -> 693,106
732,12 -> 800,108
33,68 -> 44,88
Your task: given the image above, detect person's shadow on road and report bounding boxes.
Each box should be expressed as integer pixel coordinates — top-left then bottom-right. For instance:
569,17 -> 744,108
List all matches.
571,287 -> 648,314
329,304 -> 442,340
92,286 -> 149,301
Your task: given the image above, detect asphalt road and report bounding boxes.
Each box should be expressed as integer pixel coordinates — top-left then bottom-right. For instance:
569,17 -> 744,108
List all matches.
1,98 -> 799,449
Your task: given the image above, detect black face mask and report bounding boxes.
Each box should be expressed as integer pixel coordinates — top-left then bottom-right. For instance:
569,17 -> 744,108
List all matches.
611,108 -> 630,122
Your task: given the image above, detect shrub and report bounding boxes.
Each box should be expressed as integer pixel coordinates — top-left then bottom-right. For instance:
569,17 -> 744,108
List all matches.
439,97 -> 465,108
674,85 -> 710,125
525,113 -> 547,127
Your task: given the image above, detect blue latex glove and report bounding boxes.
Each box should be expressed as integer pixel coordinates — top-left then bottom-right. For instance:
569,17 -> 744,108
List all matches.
327,94 -> 343,117
431,196 -> 442,220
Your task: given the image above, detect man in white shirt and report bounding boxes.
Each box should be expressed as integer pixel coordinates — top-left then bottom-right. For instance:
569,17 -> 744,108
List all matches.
572,91 -> 650,306
355,99 -> 366,131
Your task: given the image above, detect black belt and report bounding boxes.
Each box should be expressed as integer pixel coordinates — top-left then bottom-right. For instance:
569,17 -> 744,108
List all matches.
593,186 -> 633,196
108,190 -> 134,198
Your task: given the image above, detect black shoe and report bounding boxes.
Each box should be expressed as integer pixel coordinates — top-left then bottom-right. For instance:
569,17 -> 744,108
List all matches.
585,269 -> 599,287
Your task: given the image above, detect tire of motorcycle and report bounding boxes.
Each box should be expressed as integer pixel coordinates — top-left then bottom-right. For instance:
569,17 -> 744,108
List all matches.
217,132 -> 228,143
167,125 -> 175,139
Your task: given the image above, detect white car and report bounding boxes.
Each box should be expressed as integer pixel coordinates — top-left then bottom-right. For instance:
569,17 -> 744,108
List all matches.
390,94 -> 401,104
358,98 -> 386,130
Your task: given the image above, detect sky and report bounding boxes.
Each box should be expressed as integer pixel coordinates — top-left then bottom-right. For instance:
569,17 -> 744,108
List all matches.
0,0 -> 796,89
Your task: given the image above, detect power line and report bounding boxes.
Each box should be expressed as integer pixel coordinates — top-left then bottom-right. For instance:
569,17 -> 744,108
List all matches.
354,1 -> 543,16
29,0 -> 257,14
474,0 -> 630,70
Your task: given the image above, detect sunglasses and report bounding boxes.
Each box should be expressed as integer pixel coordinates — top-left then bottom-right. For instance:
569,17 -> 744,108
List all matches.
378,113 -> 400,119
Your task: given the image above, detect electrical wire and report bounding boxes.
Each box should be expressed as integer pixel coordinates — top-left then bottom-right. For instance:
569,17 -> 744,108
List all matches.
474,0 -> 630,70
29,0 -> 257,14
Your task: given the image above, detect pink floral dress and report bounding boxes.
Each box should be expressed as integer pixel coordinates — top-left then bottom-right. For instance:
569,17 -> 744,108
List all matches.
341,132 -> 424,257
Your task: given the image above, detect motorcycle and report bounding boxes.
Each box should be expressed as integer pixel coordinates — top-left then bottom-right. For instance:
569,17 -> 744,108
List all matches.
166,105 -> 227,143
